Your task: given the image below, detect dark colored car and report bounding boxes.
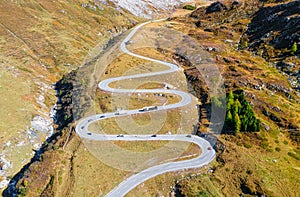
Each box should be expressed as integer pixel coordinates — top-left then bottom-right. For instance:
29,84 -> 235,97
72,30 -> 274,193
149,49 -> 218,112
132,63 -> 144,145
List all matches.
151,134 -> 157,137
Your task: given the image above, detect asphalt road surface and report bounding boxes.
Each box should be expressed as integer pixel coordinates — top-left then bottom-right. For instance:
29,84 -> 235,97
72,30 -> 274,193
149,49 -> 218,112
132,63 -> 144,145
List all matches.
76,19 -> 215,197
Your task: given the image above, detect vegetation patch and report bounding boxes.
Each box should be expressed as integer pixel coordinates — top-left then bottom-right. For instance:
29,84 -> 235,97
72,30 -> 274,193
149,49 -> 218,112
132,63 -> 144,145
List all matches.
225,90 -> 261,134
183,5 -> 196,10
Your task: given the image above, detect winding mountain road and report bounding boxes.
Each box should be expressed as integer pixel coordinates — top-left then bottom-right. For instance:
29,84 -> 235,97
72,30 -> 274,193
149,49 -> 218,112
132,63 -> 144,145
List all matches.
75,19 -> 215,197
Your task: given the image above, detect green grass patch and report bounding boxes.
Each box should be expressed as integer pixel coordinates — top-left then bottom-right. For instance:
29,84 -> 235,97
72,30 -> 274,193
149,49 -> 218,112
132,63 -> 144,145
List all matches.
183,5 -> 196,10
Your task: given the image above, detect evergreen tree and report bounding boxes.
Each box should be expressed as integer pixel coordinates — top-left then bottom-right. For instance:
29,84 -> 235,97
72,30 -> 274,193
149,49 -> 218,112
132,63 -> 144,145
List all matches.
226,110 -> 233,126
234,99 -> 242,114
227,90 -> 234,111
233,113 -> 241,133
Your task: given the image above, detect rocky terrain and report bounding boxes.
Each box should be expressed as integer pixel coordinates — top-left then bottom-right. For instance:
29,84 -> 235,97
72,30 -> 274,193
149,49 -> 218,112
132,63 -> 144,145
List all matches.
245,0 -> 300,91
98,0 -> 193,18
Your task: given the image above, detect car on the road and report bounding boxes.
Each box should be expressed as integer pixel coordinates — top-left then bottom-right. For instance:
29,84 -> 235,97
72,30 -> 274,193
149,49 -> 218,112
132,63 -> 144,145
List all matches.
140,106 -> 158,112
207,147 -> 213,150
81,126 -> 85,130
87,132 -> 92,135
186,134 -> 192,138
117,134 -> 124,137
99,115 -> 105,118
151,134 -> 157,137
115,111 -> 127,116
125,40 -> 133,45
87,119 -> 93,123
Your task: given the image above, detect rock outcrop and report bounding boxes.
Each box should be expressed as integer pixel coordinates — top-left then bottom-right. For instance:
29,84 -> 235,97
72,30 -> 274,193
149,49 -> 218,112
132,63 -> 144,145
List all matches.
206,1 -> 228,14
246,1 -> 300,51
97,0 -> 192,18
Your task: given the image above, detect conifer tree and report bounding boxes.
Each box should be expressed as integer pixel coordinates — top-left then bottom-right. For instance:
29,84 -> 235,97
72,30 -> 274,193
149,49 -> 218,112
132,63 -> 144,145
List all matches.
234,113 -> 241,133
226,110 -> 233,126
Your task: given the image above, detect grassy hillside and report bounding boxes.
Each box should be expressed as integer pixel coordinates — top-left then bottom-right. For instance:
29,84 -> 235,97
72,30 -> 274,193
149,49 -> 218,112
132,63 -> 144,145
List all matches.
0,0 -> 140,192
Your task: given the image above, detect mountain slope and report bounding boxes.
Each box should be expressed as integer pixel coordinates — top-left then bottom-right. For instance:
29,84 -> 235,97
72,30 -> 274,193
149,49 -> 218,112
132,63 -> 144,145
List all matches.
0,0 -> 140,191
171,1 -> 299,196
98,0 -> 193,18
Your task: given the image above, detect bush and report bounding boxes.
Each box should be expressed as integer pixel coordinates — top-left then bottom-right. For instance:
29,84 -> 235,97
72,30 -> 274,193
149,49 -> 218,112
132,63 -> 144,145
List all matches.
288,152 -> 300,160
261,142 -> 269,149
275,147 -> 281,152
197,191 -> 210,197
239,37 -> 249,49
291,42 -> 298,54
23,180 -> 28,187
183,5 -> 196,10
18,186 -> 28,197
244,143 -> 252,149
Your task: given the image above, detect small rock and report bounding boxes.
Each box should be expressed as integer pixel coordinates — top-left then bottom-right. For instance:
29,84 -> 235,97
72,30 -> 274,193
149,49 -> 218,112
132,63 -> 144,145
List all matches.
224,39 -> 234,43
0,179 -> 9,189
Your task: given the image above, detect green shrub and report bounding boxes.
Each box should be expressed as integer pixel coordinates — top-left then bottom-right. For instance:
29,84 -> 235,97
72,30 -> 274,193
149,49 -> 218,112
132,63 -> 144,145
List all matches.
197,191 -> 210,197
18,186 -> 28,197
183,5 -> 196,10
288,152 -> 300,160
261,142 -> 269,149
50,175 -> 55,186
291,42 -> 297,54
275,147 -> 281,152
239,37 -> 249,49
244,143 -> 252,149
